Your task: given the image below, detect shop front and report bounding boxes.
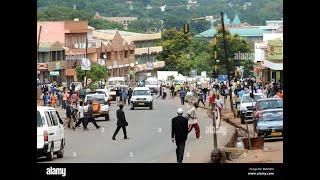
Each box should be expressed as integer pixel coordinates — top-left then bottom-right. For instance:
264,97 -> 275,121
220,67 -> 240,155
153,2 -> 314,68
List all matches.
37,63 -> 49,83
135,61 -> 165,82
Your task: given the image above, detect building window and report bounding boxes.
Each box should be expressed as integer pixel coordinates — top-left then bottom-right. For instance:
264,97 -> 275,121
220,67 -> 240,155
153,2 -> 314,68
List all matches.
124,50 -> 128,58
130,50 -> 134,55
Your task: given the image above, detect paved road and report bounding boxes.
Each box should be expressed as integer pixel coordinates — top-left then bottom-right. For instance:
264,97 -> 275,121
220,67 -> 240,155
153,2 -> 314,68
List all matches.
38,92 -> 235,163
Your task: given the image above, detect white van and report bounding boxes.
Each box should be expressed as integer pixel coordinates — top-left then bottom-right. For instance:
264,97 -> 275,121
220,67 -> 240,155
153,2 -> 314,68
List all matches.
145,77 -> 159,95
37,106 -> 65,161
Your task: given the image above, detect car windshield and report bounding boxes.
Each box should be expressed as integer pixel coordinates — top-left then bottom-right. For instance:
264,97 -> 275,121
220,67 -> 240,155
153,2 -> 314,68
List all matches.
258,99 -> 283,110
242,95 -> 264,103
133,90 -> 150,96
86,95 -> 105,103
260,111 -> 283,121
174,80 -> 184,84
37,111 -> 44,127
145,80 -> 158,85
108,81 -> 115,85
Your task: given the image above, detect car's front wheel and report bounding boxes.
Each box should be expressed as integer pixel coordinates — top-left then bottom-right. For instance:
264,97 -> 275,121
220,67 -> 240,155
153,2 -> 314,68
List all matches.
131,104 -> 134,110
46,143 -> 54,161
149,103 -> 153,110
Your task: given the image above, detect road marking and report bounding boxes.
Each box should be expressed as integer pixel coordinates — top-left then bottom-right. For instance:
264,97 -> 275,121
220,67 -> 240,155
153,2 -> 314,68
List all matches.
101,128 -> 105,133
130,152 -> 134,158
158,128 -> 162,133
73,152 -> 77,158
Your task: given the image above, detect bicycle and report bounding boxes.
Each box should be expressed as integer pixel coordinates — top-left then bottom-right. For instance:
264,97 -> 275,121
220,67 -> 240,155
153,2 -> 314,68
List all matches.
207,102 -> 221,129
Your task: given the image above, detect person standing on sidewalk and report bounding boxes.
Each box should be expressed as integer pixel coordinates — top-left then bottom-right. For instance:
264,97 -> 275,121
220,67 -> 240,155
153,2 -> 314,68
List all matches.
86,101 -> 101,130
179,88 -> 186,105
171,108 -> 189,163
187,102 -> 202,139
112,104 -> 129,140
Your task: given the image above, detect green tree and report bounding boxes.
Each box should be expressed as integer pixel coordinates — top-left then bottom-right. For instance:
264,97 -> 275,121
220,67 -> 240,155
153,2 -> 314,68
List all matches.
215,28 -> 254,77
75,63 -> 108,84
90,19 -> 124,30
157,28 -> 191,71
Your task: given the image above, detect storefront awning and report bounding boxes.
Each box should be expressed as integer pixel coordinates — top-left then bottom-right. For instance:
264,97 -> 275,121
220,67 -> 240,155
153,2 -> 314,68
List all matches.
261,60 -> 283,70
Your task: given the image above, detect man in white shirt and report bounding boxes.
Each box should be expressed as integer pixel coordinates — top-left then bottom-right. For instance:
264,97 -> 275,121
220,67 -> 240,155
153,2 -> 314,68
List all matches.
73,101 -> 87,131
187,102 -> 202,139
215,95 -> 224,116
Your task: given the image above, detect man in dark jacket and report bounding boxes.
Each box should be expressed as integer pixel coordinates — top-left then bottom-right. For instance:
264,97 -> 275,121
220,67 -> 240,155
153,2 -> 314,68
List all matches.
86,101 -> 100,130
112,104 -> 129,140
179,88 -> 186,105
171,108 -> 189,163
127,87 -> 133,104
65,101 -> 73,128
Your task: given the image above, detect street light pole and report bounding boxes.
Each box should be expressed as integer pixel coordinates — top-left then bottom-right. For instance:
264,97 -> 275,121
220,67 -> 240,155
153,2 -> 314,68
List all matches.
220,12 -> 235,117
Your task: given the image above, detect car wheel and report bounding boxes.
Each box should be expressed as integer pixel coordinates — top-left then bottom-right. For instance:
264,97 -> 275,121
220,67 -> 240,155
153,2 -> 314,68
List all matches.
149,104 -> 153,110
105,114 -> 110,121
46,143 -> 54,161
57,141 -> 64,158
131,105 -> 134,110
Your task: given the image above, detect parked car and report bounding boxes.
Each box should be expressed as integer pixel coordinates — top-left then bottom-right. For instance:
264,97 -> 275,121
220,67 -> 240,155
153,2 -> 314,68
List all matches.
130,87 -> 153,110
255,109 -> 283,138
84,93 -> 110,120
253,98 -> 283,121
37,106 -> 65,161
238,93 -> 265,124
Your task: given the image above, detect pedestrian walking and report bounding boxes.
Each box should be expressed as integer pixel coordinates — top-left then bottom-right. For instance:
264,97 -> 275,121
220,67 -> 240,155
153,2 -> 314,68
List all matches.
71,92 -> 78,107
127,87 -> 133,104
62,91 -> 67,109
157,85 -> 163,99
202,87 -> 208,102
112,104 -> 129,140
73,101 -> 87,131
65,101 -> 73,129
171,108 -> 189,163
215,95 -> 224,116
179,88 -> 186,105
45,92 -> 51,106
50,92 -> 57,108
197,90 -> 205,107
170,85 -> 175,99
121,88 -> 127,105
86,101 -> 101,130
187,102 -> 202,139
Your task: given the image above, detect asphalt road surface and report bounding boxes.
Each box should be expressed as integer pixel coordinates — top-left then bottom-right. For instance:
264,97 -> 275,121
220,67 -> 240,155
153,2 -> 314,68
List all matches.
39,95 -> 204,163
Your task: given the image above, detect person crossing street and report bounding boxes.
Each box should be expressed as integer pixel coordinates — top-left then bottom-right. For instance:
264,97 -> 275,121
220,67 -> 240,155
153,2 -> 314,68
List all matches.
171,108 -> 189,163
187,102 -> 202,139
86,101 -> 100,130
112,104 -> 129,140
179,88 -> 186,105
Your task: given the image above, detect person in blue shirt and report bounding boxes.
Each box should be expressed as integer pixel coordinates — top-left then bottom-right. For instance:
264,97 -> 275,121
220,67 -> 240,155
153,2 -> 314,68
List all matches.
179,88 -> 186,105
44,92 -> 51,106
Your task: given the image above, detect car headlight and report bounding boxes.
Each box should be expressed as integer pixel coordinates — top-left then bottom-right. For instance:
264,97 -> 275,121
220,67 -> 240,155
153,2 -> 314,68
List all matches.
240,106 -> 247,111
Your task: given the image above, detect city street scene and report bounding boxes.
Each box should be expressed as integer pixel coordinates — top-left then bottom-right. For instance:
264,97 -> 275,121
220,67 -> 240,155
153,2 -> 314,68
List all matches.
37,0 -> 283,163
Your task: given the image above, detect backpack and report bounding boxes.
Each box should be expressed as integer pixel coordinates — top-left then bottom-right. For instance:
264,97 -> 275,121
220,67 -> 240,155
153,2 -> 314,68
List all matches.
92,101 -> 100,113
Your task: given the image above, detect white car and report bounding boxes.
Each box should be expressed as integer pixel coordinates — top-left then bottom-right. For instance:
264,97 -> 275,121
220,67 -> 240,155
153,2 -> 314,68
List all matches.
84,93 -> 110,120
70,82 -> 82,91
37,106 -> 65,161
238,93 -> 265,124
130,87 -> 153,110
96,89 -> 111,101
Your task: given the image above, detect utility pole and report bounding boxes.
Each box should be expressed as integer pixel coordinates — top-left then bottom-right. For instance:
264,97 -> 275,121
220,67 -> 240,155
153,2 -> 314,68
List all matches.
85,33 -> 88,89
220,12 -> 235,117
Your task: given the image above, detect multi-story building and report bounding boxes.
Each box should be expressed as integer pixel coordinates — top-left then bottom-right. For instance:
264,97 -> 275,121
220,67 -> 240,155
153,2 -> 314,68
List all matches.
197,13 -> 265,42
37,20 -> 99,86
93,30 -> 164,84
94,12 -> 137,30
37,41 -> 66,85
259,20 -> 283,33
